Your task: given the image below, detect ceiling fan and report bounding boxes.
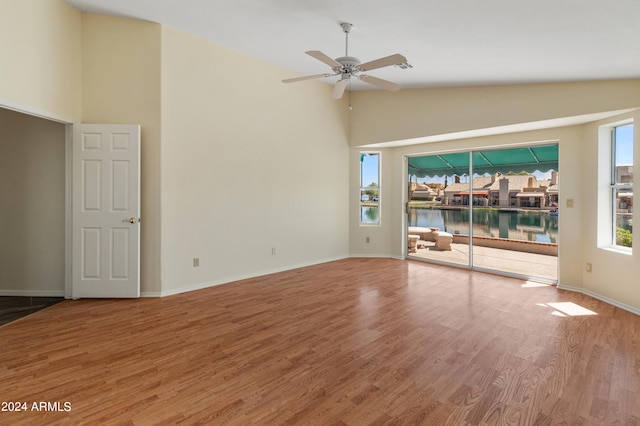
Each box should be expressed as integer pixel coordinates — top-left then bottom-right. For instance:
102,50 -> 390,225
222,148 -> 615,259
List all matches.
282,23 -> 410,100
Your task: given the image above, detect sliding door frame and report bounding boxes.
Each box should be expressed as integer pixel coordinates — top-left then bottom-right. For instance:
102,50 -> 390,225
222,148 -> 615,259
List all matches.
403,142 -> 559,284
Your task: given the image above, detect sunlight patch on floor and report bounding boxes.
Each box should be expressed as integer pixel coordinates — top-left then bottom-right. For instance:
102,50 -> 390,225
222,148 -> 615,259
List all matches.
543,302 -> 598,317
522,281 -> 552,288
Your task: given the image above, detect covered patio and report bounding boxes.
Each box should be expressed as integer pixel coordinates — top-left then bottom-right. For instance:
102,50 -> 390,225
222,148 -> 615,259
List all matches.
410,240 -> 558,281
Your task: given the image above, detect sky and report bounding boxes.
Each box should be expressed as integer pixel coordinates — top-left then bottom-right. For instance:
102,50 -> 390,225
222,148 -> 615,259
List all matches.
361,153 -> 379,187
615,123 -> 634,166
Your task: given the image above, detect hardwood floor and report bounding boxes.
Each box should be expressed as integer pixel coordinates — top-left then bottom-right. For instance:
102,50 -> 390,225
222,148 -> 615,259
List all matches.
1,258 -> 639,425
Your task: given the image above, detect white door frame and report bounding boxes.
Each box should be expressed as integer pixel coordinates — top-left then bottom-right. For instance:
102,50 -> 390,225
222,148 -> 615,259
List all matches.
0,100 -> 136,299
65,124 -> 74,298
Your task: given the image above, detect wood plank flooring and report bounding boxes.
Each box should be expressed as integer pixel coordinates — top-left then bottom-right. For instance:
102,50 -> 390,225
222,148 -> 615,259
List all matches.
1,258 -> 639,425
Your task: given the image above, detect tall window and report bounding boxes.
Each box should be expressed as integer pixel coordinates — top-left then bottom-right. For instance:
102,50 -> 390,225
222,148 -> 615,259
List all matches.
360,152 -> 380,225
612,124 -> 633,248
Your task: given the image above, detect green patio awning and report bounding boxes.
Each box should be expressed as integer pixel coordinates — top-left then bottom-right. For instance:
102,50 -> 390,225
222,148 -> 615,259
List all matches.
408,145 -> 558,178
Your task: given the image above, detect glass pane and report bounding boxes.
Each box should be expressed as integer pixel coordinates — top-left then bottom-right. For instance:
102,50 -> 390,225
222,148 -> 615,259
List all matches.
361,206 -> 379,224
360,189 -> 379,202
471,146 -> 558,281
407,152 -> 470,267
361,153 -> 379,187
614,124 -> 634,184
615,189 -> 633,248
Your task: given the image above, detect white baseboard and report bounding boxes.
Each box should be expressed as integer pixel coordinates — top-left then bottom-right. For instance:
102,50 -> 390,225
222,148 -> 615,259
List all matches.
0,289 -> 65,297
349,253 -> 404,260
557,284 -> 640,316
144,255 -> 349,298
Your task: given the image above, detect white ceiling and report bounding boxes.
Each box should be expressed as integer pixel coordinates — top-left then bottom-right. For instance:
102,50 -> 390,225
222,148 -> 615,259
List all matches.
65,0 -> 640,91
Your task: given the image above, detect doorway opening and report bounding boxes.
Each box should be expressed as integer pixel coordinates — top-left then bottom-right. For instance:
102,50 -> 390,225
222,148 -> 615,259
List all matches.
0,108 -> 67,298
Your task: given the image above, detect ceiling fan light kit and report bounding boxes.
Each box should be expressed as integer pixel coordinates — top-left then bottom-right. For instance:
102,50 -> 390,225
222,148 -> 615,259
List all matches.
282,22 -> 411,100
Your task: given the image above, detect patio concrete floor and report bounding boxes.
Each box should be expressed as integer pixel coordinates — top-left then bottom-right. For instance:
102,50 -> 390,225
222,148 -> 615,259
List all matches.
409,241 -> 558,281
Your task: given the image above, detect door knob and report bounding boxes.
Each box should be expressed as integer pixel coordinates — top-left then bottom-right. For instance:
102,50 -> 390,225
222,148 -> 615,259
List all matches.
122,217 -> 141,224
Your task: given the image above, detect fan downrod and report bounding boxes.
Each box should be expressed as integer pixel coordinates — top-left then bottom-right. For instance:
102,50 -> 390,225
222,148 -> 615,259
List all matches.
336,23 -> 358,73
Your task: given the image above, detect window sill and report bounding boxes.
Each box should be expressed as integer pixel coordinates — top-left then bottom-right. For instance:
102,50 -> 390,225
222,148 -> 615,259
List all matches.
599,246 -> 633,256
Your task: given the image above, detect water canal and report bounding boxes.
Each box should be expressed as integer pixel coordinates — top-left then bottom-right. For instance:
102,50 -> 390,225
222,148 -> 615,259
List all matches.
408,208 -> 558,243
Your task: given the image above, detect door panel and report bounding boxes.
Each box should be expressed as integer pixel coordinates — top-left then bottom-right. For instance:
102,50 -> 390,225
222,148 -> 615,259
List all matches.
82,160 -> 102,211
111,161 -> 131,211
407,152 -> 471,267
72,124 -> 140,298
110,227 -> 130,279
470,146 -> 558,281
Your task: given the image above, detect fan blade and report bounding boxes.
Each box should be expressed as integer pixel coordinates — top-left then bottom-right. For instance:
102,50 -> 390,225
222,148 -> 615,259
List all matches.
359,74 -> 401,92
332,79 -> 348,99
282,73 -> 332,83
359,54 -> 407,71
306,51 -> 342,69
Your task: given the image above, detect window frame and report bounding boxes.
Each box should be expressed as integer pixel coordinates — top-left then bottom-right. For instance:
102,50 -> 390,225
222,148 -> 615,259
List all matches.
359,151 -> 381,226
610,123 -> 633,251
598,120 -> 633,253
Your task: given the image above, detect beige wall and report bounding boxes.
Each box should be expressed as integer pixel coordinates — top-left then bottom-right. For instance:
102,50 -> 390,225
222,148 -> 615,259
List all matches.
0,108 -> 66,295
159,27 -> 350,294
81,14 -> 163,295
580,111 -> 640,310
0,0 -> 82,121
350,80 -> 640,146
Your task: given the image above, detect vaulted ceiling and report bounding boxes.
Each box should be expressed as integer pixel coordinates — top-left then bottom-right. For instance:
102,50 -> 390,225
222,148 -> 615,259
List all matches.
65,0 -> 640,92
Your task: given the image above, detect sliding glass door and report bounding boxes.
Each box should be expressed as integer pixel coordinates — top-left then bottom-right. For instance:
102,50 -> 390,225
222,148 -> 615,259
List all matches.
469,146 -> 559,281
407,152 -> 471,267
407,144 -> 559,282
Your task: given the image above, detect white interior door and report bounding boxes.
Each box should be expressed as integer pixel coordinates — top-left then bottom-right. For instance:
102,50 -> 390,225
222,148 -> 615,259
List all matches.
72,124 -> 140,298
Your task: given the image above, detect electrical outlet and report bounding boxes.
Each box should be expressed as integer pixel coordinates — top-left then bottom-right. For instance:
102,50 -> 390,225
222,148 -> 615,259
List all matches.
566,198 -> 574,208
271,247 -> 277,255
193,257 -> 200,267
366,237 -> 370,243
586,262 -> 592,273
